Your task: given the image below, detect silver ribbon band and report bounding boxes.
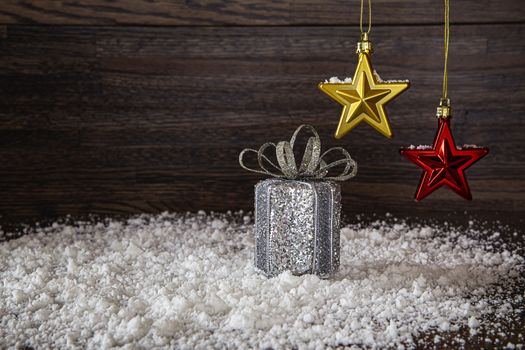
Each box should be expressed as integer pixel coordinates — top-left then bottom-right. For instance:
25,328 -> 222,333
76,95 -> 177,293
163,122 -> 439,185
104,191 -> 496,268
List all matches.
239,125 -> 357,181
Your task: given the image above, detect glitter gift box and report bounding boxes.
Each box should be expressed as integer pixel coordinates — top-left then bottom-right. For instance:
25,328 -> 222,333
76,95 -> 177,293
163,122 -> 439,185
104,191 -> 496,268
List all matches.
239,124 -> 357,279
254,179 -> 341,278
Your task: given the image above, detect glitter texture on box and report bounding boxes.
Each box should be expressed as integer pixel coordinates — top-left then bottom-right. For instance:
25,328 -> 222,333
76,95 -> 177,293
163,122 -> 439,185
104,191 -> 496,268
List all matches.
239,125 -> 357,277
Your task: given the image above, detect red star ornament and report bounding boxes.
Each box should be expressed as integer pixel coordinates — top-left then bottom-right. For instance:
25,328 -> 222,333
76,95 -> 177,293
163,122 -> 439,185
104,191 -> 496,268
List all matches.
400,118 -> 488,201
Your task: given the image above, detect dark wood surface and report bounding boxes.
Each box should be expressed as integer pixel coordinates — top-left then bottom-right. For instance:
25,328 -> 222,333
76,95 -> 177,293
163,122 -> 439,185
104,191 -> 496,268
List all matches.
0,1 -> 524,227
0,0 -> 524,25
1,22 -> 524,225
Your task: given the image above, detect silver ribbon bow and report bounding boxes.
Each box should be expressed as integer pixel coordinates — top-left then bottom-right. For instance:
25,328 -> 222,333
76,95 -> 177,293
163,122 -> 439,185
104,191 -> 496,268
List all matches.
239,124 -> 357,181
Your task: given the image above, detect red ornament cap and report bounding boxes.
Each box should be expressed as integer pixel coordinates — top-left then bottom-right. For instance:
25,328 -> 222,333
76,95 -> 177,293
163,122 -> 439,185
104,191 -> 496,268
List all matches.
400,118 -> 488,201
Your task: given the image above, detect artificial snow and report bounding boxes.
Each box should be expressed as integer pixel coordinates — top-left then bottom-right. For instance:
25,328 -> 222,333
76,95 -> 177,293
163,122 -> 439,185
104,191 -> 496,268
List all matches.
406,144 -> 483,151
0,212 -> 523,349
324,77 -> 353,83
406,145 -> 433,150
322,71 -> 409,85
373,70 -> 410,84
459,144 -> 481,150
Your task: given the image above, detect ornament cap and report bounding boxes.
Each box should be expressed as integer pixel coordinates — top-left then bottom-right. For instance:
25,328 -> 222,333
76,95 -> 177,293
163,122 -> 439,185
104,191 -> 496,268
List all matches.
436,98 -> 452,119
356,33 -> 373,54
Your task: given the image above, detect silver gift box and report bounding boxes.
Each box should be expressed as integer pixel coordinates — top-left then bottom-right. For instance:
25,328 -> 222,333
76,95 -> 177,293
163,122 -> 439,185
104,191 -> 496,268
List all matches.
254,178 -> 341,278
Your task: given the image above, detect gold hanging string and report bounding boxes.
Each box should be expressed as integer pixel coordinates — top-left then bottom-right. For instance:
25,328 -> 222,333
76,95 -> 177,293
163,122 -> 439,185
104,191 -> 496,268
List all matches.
442,0 -> 449,100
360,0 -> 372,35
437,0 -> 451,118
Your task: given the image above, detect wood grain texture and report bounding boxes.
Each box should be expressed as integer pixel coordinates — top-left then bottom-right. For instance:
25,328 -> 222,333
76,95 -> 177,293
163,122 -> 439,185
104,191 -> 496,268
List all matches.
0,23 -> 524,224
0,0 -> 524,26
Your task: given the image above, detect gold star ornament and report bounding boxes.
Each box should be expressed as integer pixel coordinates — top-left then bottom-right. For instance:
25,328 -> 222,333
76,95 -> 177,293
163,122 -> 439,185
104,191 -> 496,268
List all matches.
319,34 -> 410,139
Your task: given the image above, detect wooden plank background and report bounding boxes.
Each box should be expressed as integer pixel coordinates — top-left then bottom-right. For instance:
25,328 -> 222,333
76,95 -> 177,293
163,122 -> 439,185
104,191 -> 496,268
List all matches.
0,0 -> 524,225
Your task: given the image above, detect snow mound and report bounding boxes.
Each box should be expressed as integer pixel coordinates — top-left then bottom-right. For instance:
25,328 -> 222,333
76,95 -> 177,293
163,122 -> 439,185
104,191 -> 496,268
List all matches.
0,212 -> 523,349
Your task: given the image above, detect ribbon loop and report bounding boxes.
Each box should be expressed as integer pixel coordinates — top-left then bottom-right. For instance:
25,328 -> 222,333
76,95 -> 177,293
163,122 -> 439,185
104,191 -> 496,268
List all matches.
239,125 -> 357,181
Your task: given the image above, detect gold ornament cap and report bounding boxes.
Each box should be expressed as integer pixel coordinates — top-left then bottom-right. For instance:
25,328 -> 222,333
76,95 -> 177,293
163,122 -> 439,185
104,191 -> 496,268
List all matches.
356,33 -> 373,54
436,98 -> 452,118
